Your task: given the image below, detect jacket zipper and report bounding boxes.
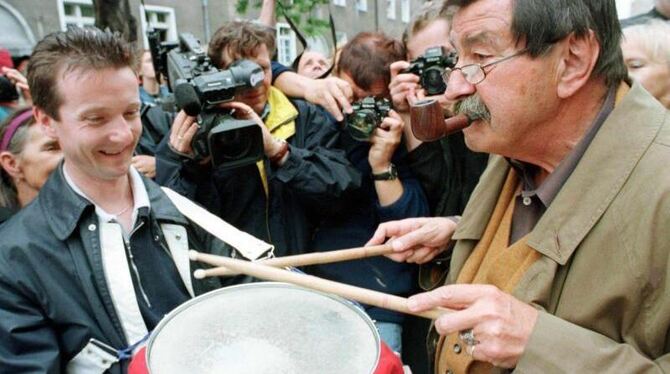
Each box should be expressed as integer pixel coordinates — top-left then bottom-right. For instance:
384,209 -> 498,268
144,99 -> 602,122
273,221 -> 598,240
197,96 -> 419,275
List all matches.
124,220 -> 152,308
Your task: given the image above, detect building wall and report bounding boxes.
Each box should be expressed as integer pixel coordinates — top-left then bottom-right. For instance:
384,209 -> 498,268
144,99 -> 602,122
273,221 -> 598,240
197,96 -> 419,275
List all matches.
4,0 -> 424,56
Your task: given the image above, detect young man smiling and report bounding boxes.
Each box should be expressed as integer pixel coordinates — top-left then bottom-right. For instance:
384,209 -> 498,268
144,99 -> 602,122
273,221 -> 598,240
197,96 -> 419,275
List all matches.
0,28 -> 249,373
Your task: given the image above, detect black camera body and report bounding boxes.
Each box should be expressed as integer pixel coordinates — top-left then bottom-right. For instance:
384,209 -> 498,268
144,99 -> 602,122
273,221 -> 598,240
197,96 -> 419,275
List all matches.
0,76 -> 19,102
149,31 -> 266,169
345,97 -> 392,142
403,46 -> 457,96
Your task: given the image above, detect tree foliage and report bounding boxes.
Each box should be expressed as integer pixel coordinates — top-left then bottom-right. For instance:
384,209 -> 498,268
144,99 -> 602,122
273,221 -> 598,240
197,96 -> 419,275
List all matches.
236,0 -> 331,36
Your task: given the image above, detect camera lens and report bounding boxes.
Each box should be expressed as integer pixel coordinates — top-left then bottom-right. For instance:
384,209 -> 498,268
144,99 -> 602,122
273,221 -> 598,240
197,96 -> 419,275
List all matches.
211,128 -> 254,161
347,111 -> 377,142
422,66 -> 447,96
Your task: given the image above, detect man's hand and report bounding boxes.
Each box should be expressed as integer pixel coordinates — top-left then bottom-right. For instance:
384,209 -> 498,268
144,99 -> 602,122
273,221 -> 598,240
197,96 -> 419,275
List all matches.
368,110 -> 403,172
408,284 -> 539,368
168,110 -> 199,157
304,76 -> 353,121
132,155 -> 156,178
389,61 -> 419,113
2,67 -> 31,103
366,217 -> 457,263
218,101 -> 286,160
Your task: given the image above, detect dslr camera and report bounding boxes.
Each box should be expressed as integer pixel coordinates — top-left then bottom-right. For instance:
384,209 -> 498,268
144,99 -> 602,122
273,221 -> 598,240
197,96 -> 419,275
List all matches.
403,46 -> 458,96
149,31 -> 266,169
0,76 -> 19,102
345,97 -> 392,142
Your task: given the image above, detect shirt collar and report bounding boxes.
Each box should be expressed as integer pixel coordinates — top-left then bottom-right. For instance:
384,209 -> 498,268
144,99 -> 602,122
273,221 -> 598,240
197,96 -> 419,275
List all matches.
510,85 -> 617,208
63,166 -> 151,226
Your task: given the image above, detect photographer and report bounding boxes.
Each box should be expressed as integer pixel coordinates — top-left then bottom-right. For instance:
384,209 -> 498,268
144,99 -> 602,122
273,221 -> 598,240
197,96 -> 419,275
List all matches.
156,21 -> 360,256
389,1 -> 488,220
307,32 -> 429,356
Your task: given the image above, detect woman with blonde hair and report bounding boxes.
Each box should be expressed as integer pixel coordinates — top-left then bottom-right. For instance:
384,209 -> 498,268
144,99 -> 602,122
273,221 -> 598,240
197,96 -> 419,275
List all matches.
621,19 -> 670,108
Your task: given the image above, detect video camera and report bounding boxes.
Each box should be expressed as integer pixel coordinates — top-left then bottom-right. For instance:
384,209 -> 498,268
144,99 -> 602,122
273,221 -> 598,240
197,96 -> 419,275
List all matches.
345,97 -> 392,142
148,31 -> 266,169
403,46 -> 457,96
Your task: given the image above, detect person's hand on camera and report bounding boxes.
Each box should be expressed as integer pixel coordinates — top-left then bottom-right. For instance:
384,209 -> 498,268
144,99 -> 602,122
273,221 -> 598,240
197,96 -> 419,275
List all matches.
366,217 -> 457,263
1,67 -> 31,103
368,110 -> 403,172
304,76 -> 354,121
218,101 -> 286,160
168,110 -> 199,157
132,155 -> 156,178
408,284 -> 538,368
389,61 -> 420,113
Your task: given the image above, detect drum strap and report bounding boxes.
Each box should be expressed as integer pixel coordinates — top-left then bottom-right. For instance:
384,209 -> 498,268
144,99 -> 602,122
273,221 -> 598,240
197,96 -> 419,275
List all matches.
161,187 -> 274,260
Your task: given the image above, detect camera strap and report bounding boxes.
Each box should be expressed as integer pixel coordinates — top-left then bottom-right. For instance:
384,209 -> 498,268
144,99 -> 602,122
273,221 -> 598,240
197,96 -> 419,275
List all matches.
161,187 -> 274,261
277,1 -> 337,79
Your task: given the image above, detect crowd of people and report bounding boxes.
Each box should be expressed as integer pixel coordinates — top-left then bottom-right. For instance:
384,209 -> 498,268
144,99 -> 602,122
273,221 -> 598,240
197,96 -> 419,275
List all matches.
0,0 -> 669,373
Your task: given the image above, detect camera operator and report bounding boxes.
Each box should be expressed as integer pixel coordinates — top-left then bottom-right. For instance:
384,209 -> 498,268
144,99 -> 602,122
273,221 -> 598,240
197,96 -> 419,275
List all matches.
306,31 -> 429,356
156,21 -> 360,257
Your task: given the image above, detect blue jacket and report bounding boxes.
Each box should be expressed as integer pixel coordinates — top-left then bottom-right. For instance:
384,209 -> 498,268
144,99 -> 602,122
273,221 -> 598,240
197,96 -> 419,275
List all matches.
309,128 -> 429,324
0,165 -> 248,373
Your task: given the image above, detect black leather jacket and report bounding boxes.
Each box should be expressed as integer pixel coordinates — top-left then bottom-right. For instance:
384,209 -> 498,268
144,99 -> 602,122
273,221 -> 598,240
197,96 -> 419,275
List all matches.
0,164 -> 249,373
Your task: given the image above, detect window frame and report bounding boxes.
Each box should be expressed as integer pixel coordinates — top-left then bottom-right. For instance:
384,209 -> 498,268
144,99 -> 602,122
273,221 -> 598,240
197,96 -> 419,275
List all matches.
139,4 -> 178,49
57,0 -> 95,31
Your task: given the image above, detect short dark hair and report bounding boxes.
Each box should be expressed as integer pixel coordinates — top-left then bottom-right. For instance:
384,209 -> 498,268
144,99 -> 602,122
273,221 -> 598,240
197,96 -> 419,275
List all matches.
336,32 -> 406,92
444,0 -> 627,87
27,27 -> 138,120
208,21 -> 276,69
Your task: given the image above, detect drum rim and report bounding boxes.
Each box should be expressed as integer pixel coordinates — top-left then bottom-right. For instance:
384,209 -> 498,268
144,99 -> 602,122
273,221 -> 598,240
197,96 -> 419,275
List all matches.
146,281 -> 381,374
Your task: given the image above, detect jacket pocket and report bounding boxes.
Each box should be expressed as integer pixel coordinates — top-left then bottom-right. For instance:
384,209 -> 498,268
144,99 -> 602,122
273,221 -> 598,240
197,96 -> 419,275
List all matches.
66,338 -> 119,374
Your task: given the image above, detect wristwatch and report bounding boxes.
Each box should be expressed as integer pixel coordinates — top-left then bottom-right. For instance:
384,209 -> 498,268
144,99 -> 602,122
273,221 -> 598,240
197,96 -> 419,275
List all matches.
372,163 -> 398,181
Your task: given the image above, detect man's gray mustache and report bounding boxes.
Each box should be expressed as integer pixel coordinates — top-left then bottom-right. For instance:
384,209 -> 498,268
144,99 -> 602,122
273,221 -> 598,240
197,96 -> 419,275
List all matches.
454,95 -> 491,122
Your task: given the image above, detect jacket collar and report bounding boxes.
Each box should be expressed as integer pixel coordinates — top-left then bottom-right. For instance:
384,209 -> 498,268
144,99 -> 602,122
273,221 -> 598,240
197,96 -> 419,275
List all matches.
40,164 -> 188,241
453,83 -> 667,265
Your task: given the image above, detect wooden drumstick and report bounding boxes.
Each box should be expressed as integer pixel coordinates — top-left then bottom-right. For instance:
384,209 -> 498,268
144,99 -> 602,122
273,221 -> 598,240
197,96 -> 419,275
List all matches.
197,244 -> 395,277
190,250 -> 451,320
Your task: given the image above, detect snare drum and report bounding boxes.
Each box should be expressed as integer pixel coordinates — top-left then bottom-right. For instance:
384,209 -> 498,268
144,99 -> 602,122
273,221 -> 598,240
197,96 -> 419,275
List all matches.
146,282 -> 381,374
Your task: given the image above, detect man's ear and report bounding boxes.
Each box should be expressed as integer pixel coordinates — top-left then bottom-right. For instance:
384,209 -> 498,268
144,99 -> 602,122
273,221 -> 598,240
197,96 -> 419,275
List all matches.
0,151 -> 22,180
33,107 -> 58,139
555,30 -> 600,99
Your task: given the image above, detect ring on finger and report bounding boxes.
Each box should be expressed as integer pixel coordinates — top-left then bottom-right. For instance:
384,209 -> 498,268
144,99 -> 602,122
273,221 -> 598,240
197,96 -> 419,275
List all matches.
459,329 -> 480,346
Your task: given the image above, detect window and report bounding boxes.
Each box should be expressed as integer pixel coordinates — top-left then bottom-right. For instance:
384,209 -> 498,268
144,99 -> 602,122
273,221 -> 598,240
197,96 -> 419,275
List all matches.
332,0 -> 346,6
140,5 -> 178,48
336,32 -> 348,48
357,0 -> 368,12
386,0 -> 396,20
276,23 -> 297,67
401,0 -> 410,22
58,0 -> 95,31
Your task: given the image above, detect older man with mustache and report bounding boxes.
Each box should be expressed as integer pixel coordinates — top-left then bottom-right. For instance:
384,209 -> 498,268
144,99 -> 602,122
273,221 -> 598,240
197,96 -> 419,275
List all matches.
368,0 -> 670,372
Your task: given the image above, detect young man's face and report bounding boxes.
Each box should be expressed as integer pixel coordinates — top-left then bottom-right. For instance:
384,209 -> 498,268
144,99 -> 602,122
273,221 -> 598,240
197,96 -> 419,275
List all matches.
223,44 -> 273,115
37,66 -> 141,184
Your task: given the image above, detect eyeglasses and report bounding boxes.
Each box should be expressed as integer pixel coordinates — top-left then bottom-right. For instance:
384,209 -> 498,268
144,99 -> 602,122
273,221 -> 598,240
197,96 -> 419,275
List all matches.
442,49 -> 528,86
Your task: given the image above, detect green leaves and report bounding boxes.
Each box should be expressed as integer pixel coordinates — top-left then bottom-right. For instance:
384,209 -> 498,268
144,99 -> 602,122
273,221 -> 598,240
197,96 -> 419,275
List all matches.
235,0 -> 331,36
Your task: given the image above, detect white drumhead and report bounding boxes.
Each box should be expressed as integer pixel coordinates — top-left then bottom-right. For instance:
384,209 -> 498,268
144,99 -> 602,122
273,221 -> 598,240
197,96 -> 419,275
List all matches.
147,282 -> 380,374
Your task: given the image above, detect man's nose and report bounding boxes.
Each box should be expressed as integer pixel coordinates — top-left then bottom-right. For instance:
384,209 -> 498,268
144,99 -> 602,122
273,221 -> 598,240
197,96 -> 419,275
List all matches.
444,70 -> 476,103
109,116 -> 135,144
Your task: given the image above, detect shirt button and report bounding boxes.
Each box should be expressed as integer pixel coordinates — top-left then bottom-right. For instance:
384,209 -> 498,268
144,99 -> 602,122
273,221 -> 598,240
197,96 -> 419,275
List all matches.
453,343 -> 462,354
88,224 -> 97,231
523,196 -> 532,206
154,235 -> 160,242
175,234 -> 182,240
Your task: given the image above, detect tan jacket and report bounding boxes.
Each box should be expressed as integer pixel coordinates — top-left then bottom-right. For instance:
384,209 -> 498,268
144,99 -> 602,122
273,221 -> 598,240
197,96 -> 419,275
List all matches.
444,83 -> 670,373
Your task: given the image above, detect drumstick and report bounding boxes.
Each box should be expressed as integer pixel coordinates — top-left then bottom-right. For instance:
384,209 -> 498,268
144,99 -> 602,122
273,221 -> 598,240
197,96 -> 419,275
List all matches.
197,244 -> 394,277
190,250 -> 451,320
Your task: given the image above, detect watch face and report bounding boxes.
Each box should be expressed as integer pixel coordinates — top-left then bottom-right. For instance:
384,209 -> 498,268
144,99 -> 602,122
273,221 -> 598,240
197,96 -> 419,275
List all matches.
373,164 -> 398,180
